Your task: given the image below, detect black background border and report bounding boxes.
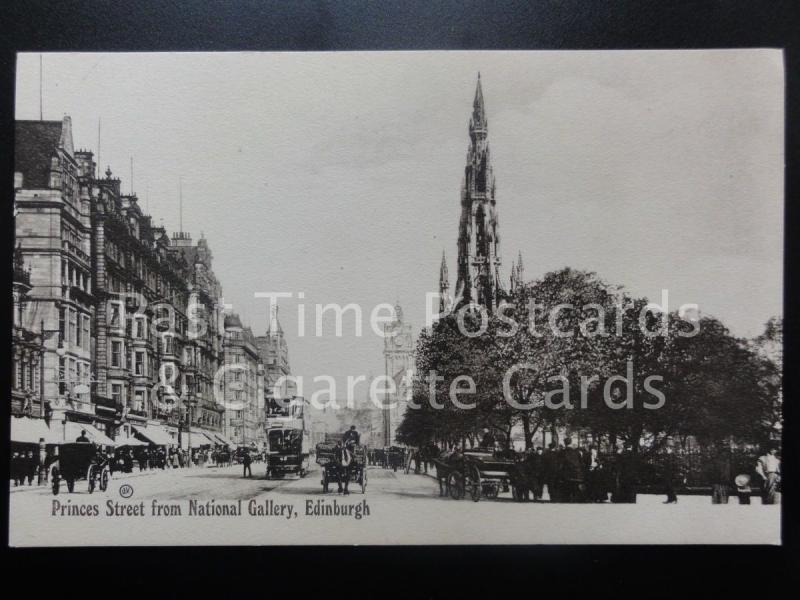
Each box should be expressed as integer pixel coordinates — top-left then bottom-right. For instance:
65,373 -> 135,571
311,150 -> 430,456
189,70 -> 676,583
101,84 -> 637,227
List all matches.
0,0 -> 797,595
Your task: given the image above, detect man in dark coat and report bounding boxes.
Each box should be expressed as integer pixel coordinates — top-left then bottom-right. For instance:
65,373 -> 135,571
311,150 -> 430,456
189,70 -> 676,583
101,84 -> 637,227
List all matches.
662,446 -> 679,504
479,428 -> 496,449
242,450 -> 252,478
542,443 -> 561,502
612,445 -> 639,503
710,448 -> 732,504
76,430 -> 91,443
560,438 -> 586,503
343,425 -> 360,447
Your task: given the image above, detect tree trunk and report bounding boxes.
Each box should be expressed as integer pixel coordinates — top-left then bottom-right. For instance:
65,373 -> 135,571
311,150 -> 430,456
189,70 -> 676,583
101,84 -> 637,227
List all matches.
522,415 -> 532,450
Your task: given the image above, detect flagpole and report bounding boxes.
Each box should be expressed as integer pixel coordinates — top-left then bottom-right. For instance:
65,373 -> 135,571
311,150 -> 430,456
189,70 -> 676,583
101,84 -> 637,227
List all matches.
39,54 -> 43,120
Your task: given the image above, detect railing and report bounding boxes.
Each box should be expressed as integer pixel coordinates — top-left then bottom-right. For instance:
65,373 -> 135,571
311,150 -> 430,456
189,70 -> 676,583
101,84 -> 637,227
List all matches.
61,239 -> 90,262
13,264 -> 31,287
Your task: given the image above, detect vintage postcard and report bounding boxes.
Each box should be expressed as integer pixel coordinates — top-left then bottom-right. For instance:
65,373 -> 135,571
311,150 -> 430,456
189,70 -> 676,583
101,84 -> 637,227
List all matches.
10,50 -> 783,546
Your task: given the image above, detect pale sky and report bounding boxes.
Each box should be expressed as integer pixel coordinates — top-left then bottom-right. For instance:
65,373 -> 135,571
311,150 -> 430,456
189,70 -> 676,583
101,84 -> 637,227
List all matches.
16,50 -> 784,400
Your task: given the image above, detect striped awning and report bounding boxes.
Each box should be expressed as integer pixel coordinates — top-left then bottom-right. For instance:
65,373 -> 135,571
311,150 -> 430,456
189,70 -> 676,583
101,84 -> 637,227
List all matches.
10,416 -> 58,444
64,422 -> 117,446
131,424 -> 176,446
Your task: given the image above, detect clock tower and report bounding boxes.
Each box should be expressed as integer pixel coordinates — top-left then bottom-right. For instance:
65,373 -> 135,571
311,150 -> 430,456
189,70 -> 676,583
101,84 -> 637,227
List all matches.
382,301 -> 414,447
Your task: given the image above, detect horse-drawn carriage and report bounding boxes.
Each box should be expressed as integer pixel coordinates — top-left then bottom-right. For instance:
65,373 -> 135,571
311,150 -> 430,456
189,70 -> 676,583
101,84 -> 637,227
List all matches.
385,446 -> 405,472
433,449 -> 519,502
315,442 -> 367,493
51,442 -> 111,495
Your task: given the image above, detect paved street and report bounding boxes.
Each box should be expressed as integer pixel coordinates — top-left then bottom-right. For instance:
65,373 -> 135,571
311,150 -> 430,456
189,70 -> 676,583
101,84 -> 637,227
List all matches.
10,463 -> 780,546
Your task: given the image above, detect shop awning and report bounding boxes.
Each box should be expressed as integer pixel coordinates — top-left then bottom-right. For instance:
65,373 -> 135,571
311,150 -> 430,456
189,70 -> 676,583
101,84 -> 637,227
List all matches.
212,432 -> 236,447
180,430 -> 215,449
64,422 -> 117,446
10,416 -> 58,444
131,425 -> 176,447
117,436 -> 148,447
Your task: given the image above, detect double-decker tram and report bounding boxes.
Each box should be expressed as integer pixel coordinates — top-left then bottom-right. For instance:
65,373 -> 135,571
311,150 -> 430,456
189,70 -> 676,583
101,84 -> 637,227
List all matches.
264,396 -> 310,479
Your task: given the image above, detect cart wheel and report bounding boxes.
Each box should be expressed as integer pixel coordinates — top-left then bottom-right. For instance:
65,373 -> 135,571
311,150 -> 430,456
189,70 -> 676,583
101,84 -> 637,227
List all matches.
361,467 -> 367,494
51,474 -> 60,496
88,465 -> 96,493
67,479 -> 75,493
448,472 -> 464,500
468,465 -> 481,502
100,468 -> 109,492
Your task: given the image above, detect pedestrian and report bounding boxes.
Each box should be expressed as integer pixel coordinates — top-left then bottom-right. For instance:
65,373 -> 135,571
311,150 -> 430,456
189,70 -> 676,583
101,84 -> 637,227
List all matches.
242,451 -> 252,478
38,438 -> 48,485
755,445 -> 781,505
123,448 -> 134,473
710,447 -> 732,504
17,450 -> 30,485
584,444 -> 604,502
479,428 -> 496,449
542,443 -> 560,502
611,445 -> 638,503
530,447 -> 545,500
560,438 -> 585,503
11,451 -> 21,486
25,450 -> 38,485
76,429 -> 90,443
662,446 -> 678,504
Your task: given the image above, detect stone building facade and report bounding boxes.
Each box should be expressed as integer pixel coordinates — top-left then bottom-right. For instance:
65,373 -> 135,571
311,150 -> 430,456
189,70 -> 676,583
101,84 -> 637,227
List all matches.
223,313 -> 265,447
11,251 -> 44,418
14,114 -> 253,445
257,304 -> 295,414
14,118 -> 99,436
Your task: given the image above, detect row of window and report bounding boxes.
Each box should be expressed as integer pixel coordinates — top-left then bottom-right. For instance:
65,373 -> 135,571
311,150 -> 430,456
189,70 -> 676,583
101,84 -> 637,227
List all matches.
59,306 -> 91,352
61,257 -> 91,291
109,341 -> 154,376
13,356 -> 39,392
109,301 -> 191,340
57,356 -> 91,400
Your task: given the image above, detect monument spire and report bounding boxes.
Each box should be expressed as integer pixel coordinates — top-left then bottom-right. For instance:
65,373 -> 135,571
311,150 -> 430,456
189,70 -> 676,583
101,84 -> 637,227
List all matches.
455,74 -> 502,312
439,250 -> 450,313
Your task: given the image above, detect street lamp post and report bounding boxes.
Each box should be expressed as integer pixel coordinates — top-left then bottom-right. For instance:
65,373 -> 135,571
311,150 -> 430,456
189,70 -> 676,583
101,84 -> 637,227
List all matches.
183,392 -> 197,468
40,322 -> 67,416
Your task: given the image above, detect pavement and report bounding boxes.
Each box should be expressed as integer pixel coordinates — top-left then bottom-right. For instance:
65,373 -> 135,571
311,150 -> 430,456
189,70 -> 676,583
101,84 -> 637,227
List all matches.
9,463 -> 781,546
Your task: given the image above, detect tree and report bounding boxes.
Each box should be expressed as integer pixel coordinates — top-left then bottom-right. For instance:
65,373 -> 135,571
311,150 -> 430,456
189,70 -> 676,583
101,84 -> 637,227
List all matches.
398,267 -> 781,453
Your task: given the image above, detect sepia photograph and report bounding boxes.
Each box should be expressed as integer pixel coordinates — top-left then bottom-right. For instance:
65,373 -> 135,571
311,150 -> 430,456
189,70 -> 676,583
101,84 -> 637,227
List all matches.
9,49 -> 783,546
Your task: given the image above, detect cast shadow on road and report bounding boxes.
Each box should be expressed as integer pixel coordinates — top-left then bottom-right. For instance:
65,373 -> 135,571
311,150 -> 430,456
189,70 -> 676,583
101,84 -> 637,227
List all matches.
183,472 -> 261,480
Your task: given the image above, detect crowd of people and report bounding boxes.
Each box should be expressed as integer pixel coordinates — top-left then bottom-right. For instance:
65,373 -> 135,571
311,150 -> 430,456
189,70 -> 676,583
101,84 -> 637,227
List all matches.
406,431 -> 782,505
109,445 -> 263,474
10,450 -> 40,486
11,432 -> 266,487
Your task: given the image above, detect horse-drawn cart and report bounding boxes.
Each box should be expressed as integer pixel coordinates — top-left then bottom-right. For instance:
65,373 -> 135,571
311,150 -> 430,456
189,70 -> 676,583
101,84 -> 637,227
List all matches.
51,442 -> 111,495
433,449 -> 518,502
315,442 -> 367,494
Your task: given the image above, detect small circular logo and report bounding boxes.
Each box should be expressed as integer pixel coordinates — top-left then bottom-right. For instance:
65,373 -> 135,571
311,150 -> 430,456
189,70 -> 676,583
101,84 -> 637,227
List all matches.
119,484 -> 134,498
